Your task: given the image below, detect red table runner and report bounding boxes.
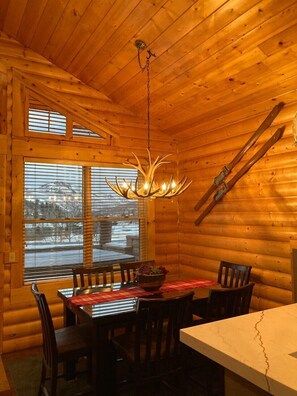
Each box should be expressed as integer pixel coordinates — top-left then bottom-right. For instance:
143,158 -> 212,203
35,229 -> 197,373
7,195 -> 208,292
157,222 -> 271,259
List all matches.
68,278 -> 217,307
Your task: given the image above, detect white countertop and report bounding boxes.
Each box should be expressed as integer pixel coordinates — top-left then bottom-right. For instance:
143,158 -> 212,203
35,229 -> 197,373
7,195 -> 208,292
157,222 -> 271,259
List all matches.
180,303 -> 297,396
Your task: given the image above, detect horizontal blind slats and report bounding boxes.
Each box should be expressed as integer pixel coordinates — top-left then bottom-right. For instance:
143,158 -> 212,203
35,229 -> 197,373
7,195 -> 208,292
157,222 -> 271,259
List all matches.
23,162 -> 146,282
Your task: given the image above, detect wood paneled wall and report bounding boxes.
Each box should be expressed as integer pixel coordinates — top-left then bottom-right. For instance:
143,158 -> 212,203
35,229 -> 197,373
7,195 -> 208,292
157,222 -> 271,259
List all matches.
0,33 -> 179,353
177,102 -> 297,311
0,27 -> 296,354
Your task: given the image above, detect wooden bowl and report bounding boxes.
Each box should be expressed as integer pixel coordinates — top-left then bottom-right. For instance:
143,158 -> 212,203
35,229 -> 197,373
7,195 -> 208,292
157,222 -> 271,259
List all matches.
138,274 -> 166,291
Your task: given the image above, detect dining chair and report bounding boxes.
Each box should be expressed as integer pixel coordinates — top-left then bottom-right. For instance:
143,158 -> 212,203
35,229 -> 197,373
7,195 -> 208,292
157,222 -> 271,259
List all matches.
189,283 -> 255,396
217,260 -> 252,288
72,264 -> 114,287
112,291 -> 194,395
31,283 -> 91,396
119,260 -> 155,283
205,282 -> 254,322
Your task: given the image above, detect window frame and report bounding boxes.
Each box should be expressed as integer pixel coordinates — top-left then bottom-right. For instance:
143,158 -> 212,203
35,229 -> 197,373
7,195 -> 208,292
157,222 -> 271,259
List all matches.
24,93 -> 108,145
9,72 -> 155,303
22,159 -> 148,283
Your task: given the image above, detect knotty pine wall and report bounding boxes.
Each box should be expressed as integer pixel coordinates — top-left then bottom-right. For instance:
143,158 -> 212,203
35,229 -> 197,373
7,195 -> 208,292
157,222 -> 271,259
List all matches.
0,33 -> 179,353
177,102 -> 297,311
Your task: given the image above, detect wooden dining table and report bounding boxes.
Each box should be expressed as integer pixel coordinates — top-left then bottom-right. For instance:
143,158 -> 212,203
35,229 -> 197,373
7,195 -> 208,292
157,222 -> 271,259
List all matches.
57,278 -> 218,395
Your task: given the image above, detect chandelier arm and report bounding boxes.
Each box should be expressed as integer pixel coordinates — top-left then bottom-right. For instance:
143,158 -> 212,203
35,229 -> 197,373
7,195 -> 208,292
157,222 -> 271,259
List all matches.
105,177 -> 125,197
148,175 -> 161,195
161,176 -> 174,194
123,153 -> 147,178
158,176 -> 186,198
146,162 -> 170,183
115,177 -> 129,198
164,179 -> 193,197
151,154 -> 171,167
132,177 -> 146,199
122,178 -> 135,192
146,153 -> 172,181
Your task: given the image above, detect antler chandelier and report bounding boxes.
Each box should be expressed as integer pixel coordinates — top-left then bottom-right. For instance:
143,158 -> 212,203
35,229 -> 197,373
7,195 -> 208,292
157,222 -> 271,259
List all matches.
105,39 -> 192,199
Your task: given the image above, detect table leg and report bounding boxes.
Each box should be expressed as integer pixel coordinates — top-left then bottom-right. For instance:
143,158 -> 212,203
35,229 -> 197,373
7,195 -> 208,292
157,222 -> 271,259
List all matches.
91,325 -> 117,396
63,305 -> 77,380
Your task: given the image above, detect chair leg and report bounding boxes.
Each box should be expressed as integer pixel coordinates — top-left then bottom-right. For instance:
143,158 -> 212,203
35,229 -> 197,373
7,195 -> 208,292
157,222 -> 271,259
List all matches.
39,360 -> 47,396
49,365 -> 58,396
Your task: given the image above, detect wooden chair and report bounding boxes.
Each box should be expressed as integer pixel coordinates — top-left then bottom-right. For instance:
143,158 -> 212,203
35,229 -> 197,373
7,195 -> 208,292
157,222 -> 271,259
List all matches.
112,291 -> 194,395
119,260 -> 155,283
31,283 -> 91,396
205,282 -> 254,322
72,265 -> 114,287
189,283 -> 255,395
217,261 -> 252,288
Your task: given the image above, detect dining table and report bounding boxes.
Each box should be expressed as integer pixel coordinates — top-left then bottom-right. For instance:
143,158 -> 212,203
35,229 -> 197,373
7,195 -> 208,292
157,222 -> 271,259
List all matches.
57,277 -> 218,395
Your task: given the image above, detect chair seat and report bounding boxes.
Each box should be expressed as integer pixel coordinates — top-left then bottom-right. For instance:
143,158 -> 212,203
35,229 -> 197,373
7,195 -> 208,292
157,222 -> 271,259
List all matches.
56,324 -> 90,361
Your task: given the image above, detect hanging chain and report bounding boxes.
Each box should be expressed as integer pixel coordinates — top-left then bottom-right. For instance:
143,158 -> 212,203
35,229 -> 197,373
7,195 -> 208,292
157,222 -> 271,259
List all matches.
146,54 -> 151,151
137,47 -> 156,152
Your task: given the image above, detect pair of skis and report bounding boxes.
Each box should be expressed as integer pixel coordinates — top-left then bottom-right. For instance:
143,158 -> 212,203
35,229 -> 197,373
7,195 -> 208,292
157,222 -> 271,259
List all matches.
194,102 -> 285,226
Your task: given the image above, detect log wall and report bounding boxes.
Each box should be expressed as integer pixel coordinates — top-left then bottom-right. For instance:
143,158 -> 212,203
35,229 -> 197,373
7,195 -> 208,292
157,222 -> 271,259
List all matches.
1,27 -> 296,354
177,101 -> 297,311
0,33 -> 179,353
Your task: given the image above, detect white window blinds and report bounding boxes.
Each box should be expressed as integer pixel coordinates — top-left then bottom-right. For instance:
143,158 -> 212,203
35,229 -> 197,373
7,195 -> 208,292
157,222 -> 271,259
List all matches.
24,162 -> 147,282
28,96 -> 104,140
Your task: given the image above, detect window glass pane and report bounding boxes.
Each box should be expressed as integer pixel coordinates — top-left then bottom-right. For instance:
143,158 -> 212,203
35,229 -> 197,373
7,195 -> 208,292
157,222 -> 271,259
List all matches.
91,167 -> 139,217
24,163 -> 83,219
24,162 -> 146,283
28,96 -> 104,140
93,220 -> 140,262
29,108 -> 66,135
72,122 -> 103,139
24,222 -> 84,282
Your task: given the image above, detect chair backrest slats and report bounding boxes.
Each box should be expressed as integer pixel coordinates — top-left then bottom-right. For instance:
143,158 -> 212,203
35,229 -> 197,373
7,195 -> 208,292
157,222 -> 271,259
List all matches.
206,283 -> 254,322
133,292 -> 194,375
72,265 -> 114,287
218,261 -> 252,288
119,260 -> 155,283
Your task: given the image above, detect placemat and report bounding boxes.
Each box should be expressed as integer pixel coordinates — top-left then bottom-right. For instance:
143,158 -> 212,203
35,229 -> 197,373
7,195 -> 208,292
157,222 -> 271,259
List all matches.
68,278 -> 217,307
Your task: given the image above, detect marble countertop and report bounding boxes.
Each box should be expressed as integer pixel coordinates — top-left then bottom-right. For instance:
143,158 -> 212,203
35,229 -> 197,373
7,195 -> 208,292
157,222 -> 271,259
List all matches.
180,303 -> 297,396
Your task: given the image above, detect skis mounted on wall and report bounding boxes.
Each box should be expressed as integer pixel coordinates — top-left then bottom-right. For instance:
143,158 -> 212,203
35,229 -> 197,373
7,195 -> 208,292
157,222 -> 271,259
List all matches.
194,125 -> 285,226
194,102 -> 285,212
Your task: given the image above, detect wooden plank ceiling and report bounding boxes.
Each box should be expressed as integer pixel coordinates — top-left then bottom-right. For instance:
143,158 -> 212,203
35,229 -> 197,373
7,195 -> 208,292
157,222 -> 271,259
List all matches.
1,0 -> 297,140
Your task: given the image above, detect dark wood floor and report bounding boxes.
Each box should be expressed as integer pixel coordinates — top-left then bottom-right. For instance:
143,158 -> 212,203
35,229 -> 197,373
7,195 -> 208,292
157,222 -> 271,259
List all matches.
2,346 -> 222,396
2,347 -> 42,396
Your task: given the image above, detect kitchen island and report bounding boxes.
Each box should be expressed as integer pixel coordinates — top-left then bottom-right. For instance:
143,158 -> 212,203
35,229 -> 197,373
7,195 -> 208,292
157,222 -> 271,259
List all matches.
180,303 -> 297,396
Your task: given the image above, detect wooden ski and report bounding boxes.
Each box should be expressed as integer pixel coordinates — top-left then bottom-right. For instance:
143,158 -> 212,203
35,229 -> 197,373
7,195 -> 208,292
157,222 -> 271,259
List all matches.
194,125 -> 285,226
194,102 -> 285,211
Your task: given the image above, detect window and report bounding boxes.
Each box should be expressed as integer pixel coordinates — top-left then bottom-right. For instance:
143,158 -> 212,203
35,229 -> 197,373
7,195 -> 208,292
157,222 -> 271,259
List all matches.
27,96 -> 104,140
28,107 -> 67,135
24,162 -> 147,282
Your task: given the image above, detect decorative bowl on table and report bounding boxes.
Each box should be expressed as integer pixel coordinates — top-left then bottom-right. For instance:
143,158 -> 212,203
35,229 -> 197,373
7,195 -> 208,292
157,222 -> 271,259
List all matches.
136,263 -> 168,291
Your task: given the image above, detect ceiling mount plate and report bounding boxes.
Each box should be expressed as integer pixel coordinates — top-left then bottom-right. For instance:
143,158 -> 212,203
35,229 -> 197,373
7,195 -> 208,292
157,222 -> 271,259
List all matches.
135,39 -> 147,51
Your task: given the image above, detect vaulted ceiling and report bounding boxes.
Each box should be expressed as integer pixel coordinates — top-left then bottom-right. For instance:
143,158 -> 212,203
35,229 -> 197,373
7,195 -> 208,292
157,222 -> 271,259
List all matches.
1,0 -> 297,139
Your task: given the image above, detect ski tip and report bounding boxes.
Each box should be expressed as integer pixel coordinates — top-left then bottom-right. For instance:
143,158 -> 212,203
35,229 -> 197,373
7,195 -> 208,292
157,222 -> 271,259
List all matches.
194,217 -> 202,226
272,101 -> 285,114
273,125 -> 286,140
